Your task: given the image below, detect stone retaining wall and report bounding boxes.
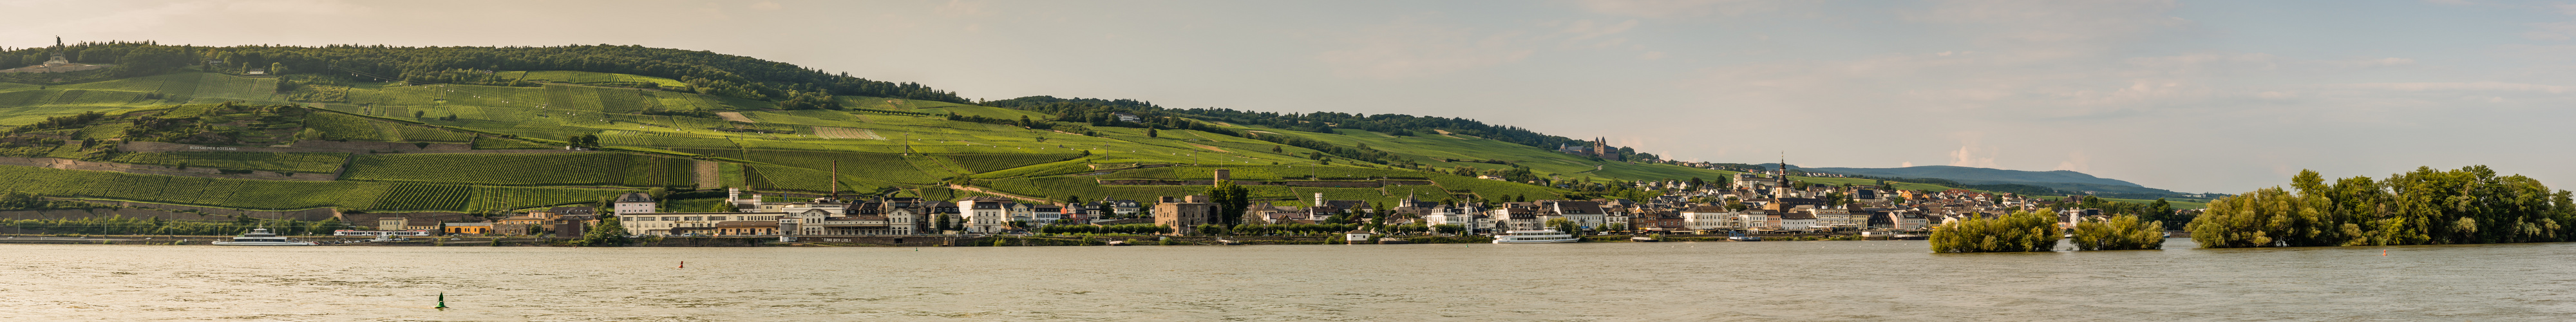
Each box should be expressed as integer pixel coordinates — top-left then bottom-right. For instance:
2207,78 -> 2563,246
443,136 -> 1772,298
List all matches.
1097,179 -> 1435,188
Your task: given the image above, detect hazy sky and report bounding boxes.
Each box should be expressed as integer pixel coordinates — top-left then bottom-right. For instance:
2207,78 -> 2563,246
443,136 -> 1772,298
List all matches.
7,0 -> 2575,193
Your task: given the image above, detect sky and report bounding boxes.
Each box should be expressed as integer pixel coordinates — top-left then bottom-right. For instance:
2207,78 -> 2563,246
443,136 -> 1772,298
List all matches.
5,0 -> 2574,193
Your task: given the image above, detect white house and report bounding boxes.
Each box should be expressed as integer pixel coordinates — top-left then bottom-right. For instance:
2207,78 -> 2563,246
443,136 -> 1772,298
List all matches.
957,197 -> 1012,233
612,193 -> 657,216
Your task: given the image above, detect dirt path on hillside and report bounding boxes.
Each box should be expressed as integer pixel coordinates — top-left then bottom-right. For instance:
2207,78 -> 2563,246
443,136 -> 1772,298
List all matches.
694,160 -> 721,189
947,184 -> 1050,204
716,112 -> 756,123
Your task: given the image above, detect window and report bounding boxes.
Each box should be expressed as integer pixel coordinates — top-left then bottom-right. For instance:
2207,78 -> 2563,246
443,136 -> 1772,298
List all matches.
661,216 -> 679,221
685,216 -> 703,221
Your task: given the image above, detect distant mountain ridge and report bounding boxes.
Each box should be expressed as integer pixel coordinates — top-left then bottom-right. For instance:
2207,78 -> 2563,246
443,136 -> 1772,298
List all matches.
1768,164 -> 2183,196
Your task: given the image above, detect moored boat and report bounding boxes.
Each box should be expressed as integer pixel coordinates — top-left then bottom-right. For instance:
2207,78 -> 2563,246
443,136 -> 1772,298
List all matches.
211,229 -> 318,246
1491,230 -> 1578,243
1377,238 -> 1410,244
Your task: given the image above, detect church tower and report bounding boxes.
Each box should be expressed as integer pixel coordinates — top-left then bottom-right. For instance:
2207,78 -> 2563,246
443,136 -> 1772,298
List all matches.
1775,152 -> 1791,200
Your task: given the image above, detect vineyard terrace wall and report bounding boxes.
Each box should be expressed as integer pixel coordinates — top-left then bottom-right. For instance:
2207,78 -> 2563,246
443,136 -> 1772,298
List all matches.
1097,179 -> 1436,188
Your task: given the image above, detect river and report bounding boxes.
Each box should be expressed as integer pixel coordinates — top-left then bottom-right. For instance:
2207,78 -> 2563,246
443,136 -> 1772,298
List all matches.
1,239 -> 2570,321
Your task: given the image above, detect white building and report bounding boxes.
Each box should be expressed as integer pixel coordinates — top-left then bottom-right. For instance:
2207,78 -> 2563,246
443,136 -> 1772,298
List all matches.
1545,200 -> 1609,231
957,197 -> 1012,233
612,193 -> 657,216
1779,211 -> 1817,231
1681,207 -> 1736,231
623,212 -> 789,236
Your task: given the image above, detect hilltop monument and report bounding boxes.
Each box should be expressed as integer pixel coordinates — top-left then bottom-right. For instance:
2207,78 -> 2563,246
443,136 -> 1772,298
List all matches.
1,36 -> 110,73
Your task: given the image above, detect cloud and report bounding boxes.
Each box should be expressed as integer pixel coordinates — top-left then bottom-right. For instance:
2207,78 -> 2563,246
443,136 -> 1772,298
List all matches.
2524,21 -> 2576,41
1902,161 -> 1915,167
19,0 -> 366,35
1947,132 -> 2001,168
1557,19 -> 1639,41
2341,82 -> 2575,93
750,1 -> 781,10
1574,0 -> 1774,19
2053,151 -> 2090,172
936,0 -> 987,17
1949,145 -> 2000,168
1640,51 -> 1666,60
1316,19 -> 1535,79
1906,0 -> 2184,46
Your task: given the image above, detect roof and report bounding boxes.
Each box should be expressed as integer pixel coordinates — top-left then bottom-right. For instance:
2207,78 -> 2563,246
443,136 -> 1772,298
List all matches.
615,192 -> 654,203
1548,200 -> 1605,214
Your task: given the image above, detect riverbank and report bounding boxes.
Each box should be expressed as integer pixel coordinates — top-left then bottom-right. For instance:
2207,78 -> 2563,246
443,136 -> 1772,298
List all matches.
0,232 -> 1917,247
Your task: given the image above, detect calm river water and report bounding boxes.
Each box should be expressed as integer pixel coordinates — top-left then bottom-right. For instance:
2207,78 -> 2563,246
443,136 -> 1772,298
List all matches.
1,239 -> 2571,321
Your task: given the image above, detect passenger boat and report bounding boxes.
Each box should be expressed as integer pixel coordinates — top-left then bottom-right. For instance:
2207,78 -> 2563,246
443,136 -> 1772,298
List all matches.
1727,231 -> 1762,242
211,228 -> 319,246
1376,238 -> 1410,245
1490,230 -> 1578,243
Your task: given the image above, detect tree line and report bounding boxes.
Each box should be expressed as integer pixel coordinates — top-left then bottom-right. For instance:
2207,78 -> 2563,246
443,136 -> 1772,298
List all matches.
979,95 -> 1648,162
1,42 -> 969,105
3,216 -> 346,236
2189,166 -> 2576,248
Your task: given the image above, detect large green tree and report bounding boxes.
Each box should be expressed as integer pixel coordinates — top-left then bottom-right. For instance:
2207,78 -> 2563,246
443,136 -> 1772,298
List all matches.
1207,180 -> 1251,228
2190,166 -> 2576,248
576,214 -> 629,247
1929,209 -> 2061,253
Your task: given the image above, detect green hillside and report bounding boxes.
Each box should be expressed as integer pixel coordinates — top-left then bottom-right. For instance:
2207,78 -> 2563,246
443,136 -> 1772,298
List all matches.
0,43 -> 2073,216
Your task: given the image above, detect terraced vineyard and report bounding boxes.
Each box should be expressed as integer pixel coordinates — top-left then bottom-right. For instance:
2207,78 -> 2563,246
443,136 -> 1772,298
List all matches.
372,184 -> 472,211
343,153 -> 694,187
104,151 -> 350,174
0,165 -> 381,210
675,148 -> 946,185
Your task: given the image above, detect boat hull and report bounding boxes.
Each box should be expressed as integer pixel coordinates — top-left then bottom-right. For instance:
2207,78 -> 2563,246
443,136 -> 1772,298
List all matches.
1492,238 -> 1578,243
211,242 -> 318,246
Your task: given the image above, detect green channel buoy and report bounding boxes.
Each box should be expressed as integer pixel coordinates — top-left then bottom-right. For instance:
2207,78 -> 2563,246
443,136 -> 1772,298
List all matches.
435,292 -> 447,310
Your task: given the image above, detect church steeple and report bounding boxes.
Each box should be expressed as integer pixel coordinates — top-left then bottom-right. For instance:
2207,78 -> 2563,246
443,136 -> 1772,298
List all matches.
1776,151 -> 1790,200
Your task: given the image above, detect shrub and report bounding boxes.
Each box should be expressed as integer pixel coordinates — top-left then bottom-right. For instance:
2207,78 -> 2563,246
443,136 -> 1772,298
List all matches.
1929,209 -> 2061,253
2072,214 -> 2164,251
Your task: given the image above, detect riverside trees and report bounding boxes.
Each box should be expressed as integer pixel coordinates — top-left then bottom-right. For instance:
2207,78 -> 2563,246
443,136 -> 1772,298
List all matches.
2188,166 -> 2576,248
2071,215 -> 2164,251
1928,209 -> 2061,253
